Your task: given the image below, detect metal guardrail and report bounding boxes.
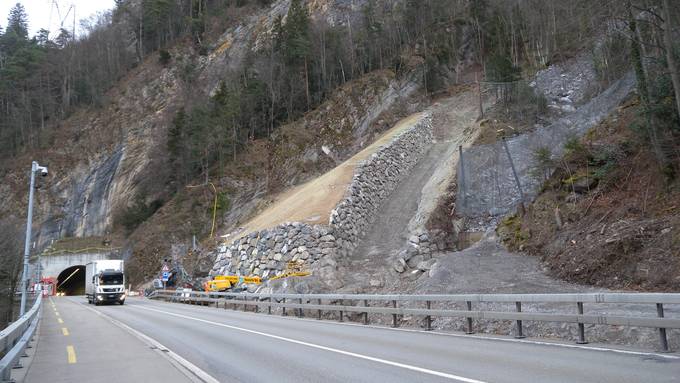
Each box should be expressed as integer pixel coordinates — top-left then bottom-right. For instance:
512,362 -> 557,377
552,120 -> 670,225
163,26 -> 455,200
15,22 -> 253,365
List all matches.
0,294 -> 42,381
151,290 -> 679,352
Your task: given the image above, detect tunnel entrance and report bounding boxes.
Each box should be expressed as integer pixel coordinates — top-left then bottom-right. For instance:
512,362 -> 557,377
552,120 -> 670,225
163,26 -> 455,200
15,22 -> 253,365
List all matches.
57,265 -> 86,295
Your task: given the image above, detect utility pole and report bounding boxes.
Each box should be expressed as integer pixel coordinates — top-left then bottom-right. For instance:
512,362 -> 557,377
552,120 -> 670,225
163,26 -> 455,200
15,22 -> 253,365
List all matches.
21,161 -> 48,316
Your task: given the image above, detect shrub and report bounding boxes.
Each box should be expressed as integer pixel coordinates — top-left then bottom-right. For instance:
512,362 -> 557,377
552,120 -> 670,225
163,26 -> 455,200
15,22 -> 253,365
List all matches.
158,50 -> 171,66
530,146 -> 555,183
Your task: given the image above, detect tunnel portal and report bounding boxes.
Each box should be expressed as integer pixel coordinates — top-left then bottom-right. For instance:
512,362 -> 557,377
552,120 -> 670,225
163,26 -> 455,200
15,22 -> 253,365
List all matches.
56,265 -> 86,295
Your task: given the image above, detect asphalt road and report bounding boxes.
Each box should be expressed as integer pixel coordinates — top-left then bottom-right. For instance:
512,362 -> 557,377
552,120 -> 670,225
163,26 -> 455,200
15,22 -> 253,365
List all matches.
23,296 -> 195,383
23,296 -> 680,383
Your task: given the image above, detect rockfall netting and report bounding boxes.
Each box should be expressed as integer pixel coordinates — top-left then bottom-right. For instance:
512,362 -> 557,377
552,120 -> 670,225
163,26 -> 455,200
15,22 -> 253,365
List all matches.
457,72 -> 636,217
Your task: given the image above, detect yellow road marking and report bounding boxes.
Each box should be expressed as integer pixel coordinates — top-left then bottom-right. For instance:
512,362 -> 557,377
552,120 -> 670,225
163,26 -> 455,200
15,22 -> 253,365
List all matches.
55,311 -> 60,316
57,318 -> 64,324
61,327 -> 69,336
66,345 -> 77,364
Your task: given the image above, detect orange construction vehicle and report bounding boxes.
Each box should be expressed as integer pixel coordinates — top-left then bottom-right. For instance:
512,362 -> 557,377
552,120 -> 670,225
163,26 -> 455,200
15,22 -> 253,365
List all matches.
204,261 -> 310,292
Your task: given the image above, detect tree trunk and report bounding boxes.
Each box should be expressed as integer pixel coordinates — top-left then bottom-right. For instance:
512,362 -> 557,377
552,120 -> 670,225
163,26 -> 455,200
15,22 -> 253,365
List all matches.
628,1 -> 665,166
662,0 -> 680,122
304,58 -> 310,110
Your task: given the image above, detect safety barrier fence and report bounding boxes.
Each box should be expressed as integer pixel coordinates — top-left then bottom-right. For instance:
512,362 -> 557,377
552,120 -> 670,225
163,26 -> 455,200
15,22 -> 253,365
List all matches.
0,294 -> 41,381
150,290 -> 678,352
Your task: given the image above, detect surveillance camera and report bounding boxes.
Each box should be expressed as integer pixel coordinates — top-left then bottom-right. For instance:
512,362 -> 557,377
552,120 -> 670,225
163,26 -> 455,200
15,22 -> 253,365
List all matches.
36,166 -> 48,177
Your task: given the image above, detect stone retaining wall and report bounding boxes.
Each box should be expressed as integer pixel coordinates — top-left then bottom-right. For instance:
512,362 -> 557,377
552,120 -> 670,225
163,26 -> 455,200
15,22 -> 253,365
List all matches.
210,115 -> 433,285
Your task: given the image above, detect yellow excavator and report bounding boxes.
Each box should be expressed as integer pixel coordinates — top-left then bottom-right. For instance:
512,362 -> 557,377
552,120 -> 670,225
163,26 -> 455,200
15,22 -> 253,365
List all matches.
204,261 -> 310,292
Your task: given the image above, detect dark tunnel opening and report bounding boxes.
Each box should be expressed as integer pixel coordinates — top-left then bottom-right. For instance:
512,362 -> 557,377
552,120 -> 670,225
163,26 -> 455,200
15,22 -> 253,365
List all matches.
57,265 -> 86,295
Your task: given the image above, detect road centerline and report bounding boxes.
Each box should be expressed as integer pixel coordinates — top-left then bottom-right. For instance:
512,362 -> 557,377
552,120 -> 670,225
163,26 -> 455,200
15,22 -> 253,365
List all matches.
130,304 -> 488,383
66,345 -> 77,364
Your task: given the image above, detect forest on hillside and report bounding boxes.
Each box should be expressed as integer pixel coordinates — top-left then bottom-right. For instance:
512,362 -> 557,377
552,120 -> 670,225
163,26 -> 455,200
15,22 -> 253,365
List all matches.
3,0 -> 677,181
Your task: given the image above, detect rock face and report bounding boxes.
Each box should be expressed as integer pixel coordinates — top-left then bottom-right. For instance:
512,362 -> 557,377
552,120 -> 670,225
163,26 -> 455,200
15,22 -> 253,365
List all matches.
210,115 -> 433,288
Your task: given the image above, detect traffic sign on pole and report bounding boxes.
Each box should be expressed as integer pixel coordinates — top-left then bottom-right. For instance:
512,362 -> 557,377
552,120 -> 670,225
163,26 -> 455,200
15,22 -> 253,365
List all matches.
161,272 -> 170,282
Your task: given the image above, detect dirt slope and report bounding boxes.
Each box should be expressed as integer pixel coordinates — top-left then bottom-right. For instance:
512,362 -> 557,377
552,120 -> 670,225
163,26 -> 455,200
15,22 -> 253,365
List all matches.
241,113 -> 426,234
340,89 -> 482,290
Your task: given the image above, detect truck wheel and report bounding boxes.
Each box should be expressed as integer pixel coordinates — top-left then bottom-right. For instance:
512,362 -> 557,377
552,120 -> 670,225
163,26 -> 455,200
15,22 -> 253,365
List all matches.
119,301 -> 125,305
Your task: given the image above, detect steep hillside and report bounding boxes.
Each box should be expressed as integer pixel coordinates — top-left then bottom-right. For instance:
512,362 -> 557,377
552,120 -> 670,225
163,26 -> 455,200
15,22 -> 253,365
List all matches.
126,68 -> 425,283
498,97 -> 680,291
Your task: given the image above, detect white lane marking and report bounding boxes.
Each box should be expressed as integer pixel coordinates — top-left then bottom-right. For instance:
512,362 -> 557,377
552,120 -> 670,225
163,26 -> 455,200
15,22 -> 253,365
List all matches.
148,299 -> 680,361
131,304 -> 487,383
76,300 -> 218,383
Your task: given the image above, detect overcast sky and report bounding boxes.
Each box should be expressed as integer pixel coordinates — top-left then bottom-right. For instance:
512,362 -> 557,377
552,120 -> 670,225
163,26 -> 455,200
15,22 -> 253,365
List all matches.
1,0 -> 116,38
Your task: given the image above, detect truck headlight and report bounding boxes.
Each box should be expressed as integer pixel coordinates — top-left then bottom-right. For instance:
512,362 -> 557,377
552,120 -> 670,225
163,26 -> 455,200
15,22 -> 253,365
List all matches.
97,295 -> 103,300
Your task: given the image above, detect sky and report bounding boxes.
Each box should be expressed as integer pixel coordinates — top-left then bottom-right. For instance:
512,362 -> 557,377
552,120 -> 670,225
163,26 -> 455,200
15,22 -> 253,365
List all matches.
0,0 -> 116,38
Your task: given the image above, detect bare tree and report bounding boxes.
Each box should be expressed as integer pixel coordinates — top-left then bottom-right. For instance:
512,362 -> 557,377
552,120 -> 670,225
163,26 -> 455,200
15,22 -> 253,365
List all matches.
0,217 -> 25,329
662,0 -> 680,122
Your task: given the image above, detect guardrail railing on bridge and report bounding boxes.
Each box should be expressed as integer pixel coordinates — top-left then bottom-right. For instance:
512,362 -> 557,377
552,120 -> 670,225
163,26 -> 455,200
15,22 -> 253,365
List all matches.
0,294 -> 42,381
150,290 -> 678,352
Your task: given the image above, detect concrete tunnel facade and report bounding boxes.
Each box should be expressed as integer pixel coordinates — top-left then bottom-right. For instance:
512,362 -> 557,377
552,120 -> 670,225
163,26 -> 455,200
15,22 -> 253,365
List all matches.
40,252 -> 117,295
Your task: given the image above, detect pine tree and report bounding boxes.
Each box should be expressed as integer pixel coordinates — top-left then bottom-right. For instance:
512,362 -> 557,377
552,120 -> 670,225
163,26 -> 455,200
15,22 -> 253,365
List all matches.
6,3 -> 28,40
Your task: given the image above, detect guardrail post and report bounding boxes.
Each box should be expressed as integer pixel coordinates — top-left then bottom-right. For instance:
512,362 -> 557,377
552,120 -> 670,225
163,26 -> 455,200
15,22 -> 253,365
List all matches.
576,302 -> 587,344
282,298 -> 287,316
254,298 -> 259,313
392,300 -> 398,328
268,297 -> 272,315
243,296 -> 247,312
426,300 -> 432,331
298,298 -> 303,317
339,300 -> 344,322
317,299 -> 322,320
364,299 -> 369,325
465,301 -> 474,334
657,303 -> 670,352
515,301 -> 525,339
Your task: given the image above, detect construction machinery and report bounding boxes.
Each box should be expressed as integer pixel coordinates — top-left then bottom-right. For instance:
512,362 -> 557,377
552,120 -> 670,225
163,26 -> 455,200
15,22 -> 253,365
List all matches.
204,261 -> 310,292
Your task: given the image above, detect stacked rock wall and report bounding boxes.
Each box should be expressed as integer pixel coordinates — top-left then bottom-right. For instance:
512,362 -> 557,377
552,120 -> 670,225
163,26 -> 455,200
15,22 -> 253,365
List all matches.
210,115 -> 433,283
328,116 -> 433,257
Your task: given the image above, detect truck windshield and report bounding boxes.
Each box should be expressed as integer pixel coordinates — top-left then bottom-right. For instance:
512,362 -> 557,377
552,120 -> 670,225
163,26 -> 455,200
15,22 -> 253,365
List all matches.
100,273 -> 123,285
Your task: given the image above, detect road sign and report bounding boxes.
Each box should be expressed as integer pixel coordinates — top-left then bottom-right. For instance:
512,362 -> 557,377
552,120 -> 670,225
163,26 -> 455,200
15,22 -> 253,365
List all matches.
162,264 -> 170,272
161,271 -> 170,282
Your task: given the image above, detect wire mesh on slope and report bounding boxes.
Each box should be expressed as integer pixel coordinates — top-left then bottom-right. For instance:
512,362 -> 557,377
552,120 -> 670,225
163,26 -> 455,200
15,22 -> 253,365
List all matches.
457,72 -> 636,217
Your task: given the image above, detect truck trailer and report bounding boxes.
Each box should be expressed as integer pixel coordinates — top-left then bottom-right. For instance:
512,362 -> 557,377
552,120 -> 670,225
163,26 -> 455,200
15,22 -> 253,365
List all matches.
85,260 -> 126,305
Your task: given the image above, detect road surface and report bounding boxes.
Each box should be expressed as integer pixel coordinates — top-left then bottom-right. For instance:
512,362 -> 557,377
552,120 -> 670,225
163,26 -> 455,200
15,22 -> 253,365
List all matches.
24,296 -> 680,382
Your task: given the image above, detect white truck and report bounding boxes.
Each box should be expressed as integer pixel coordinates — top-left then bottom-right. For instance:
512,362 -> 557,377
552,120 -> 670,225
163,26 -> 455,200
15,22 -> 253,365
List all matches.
85,260 -> 126,305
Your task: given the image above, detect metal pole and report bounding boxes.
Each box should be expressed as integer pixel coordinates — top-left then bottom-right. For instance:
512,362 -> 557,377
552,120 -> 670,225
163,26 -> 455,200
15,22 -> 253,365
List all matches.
657,303 -> 669,352
502,137 -> 525,210
20,162 -> 37,316
392,300 -> 398,328
477,72 -> 484,119
317,299 -> 322,320
515,302 -> 525,339
364,299 -> 369,325
426,300 -> 432,331
458,146 -> 466,211
465,301 -> 474,334
576,302 -> 587,344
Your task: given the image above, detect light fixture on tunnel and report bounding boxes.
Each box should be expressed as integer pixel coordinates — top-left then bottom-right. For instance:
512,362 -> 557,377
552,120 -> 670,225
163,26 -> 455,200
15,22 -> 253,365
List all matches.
56,268 -> 80,291
20,161 -> 49,316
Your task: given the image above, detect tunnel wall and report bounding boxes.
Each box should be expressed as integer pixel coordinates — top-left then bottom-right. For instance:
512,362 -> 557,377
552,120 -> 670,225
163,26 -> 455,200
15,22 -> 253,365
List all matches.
41,252 -> 113,279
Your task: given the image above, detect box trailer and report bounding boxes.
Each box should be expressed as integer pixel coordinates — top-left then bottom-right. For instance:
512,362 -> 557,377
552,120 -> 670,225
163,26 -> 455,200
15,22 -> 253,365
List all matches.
85,260 -> 125,305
